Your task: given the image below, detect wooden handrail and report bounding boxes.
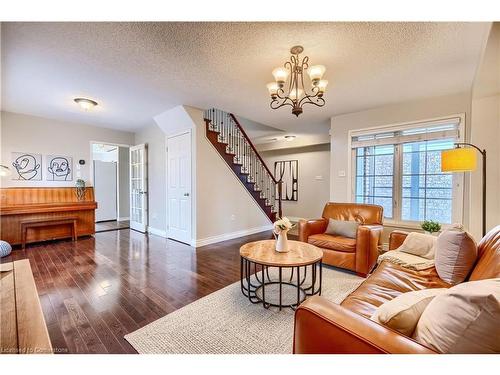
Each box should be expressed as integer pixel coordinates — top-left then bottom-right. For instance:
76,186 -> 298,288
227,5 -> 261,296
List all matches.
229,113 -> 279,184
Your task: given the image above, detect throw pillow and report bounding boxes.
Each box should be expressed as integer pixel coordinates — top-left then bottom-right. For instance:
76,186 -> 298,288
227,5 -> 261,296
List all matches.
413,278 -> 500,353
325,219 -> 359,239
435,225 -> 477,285
370,288 -> 447,336
398,232 -> 437,259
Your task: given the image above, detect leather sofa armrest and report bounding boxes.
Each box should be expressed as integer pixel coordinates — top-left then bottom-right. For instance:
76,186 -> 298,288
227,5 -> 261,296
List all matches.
293,296 -> 436,354
355,224 -> 383,276
389,230 -> 409,250
298,218 -> 328,243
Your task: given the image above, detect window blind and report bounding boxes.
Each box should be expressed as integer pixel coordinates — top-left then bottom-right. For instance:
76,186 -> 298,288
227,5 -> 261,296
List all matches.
351,117 -> 461,148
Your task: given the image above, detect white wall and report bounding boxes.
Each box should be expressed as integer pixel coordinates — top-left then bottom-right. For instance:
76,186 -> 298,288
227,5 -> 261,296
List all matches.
329,92 -> 472,236
261,144 -> 331,220
134,121 -> 167,233
469,23 -> 500,239
0,111 -> 134,187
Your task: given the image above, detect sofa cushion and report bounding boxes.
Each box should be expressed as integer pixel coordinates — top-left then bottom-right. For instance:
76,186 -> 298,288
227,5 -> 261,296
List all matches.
341,261 -> 451,318
414,278 -> 500,353
469,224 -> 500,281
325,219 -> 359,239
435,227 -> 477,285
308,233 -> 357,253
370,288 -> 447,336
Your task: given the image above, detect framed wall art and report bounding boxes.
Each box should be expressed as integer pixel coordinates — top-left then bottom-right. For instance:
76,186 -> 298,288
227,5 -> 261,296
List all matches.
274,160 -> 298,201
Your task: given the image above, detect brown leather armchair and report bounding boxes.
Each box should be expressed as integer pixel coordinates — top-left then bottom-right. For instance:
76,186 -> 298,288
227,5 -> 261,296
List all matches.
298,202 -> 383,277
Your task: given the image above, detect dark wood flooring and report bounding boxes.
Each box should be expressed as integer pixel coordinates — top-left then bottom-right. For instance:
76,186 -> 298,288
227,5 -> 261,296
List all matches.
1,229 -> 275,354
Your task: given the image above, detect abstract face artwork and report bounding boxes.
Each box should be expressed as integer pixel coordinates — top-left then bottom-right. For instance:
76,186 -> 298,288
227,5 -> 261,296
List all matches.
11,152 -> 42,180
274,160 -> 298,201
46,155 -> 73,181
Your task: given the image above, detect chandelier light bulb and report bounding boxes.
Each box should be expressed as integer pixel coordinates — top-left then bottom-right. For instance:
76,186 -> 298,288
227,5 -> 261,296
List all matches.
289,88 -> 303,101
317,79 -> 328,95
272,67 -> 289,86
308,65 -> 326,85
266,82 -> 279,98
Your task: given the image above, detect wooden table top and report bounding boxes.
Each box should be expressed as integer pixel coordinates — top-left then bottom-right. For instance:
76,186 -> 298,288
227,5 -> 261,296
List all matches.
239,240 -> 322,267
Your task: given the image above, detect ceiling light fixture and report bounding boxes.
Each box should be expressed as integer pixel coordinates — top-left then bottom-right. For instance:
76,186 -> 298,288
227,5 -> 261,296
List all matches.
284,135 -> 296,141
267,45 -> 328,117
74,97 -> 98,111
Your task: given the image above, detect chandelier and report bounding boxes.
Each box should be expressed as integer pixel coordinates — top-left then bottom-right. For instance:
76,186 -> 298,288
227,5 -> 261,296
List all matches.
266,45 -> 328,117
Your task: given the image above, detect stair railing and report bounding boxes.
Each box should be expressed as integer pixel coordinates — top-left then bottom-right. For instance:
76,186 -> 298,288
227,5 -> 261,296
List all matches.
204,108 -> 283,219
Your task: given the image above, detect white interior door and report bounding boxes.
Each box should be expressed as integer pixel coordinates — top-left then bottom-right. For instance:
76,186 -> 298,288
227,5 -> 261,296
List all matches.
167,132 -> 192,244
130,144 -> 148,233
94,160 -> 117,222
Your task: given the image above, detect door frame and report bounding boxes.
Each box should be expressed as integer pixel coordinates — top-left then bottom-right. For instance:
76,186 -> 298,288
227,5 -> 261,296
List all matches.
129,143 -> 148,233
90,141 -> 131,221
166,129 -> 194,244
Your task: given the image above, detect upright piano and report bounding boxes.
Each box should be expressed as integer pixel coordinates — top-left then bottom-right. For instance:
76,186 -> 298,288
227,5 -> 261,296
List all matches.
0,187 -> 98,246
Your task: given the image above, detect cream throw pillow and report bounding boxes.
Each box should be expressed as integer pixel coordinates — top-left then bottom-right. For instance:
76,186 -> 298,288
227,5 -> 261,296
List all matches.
414,278 -> 500,353
370,288 -> 446,336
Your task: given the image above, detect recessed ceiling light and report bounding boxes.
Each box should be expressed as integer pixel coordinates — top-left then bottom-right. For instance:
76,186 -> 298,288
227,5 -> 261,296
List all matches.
284,135 -> 296,141
74,97 -> 98,111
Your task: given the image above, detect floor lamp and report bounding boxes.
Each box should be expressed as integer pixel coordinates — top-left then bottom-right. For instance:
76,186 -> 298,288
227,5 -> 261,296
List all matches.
441,143 -> 486,237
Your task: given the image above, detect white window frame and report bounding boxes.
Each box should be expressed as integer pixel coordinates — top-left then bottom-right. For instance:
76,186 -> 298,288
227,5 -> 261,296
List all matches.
347,114 -> 466,229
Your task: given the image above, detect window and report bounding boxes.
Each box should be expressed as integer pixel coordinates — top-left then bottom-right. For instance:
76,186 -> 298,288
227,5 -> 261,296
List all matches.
351,117 -> 463,225
355,145 -> 395,218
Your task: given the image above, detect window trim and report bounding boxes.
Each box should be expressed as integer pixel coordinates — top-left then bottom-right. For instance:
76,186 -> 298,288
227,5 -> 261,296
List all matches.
347,113 -> 466,227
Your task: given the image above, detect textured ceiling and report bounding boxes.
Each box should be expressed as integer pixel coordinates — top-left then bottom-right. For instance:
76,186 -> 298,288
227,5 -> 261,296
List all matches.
1,22 -> 491,133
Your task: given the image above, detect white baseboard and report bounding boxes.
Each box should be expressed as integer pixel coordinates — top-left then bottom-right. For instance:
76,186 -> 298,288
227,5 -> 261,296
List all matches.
118,216 -> 130,221
193,224 -> 273,247
147,226 -> 167,238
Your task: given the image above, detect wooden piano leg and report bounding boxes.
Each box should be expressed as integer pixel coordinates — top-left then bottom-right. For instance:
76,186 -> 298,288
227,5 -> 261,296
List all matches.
73,220 -> 77,241
21,224 -> 27,250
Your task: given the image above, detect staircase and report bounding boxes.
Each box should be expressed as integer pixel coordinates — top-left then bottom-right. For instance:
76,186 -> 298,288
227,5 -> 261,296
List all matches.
204,108 -> 282,222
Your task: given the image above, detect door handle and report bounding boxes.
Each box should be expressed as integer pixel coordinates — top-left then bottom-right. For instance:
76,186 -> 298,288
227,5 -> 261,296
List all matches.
183,193 -> 190,197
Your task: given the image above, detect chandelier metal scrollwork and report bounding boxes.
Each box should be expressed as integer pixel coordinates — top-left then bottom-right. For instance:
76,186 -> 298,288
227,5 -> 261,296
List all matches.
267,45 -> 328,117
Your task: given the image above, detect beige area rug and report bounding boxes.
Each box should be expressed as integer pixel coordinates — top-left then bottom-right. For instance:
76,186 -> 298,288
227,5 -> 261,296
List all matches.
124,266 -> 363,354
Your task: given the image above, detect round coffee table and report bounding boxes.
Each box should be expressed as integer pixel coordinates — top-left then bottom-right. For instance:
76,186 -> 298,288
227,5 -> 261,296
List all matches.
240,240 -> 323,310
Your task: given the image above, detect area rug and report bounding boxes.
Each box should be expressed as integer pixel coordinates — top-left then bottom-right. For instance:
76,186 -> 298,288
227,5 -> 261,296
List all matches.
124,267 -> 363,354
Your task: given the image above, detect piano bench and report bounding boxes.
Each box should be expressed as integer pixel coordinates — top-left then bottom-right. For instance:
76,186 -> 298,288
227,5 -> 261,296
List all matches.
20,217 -> 78,249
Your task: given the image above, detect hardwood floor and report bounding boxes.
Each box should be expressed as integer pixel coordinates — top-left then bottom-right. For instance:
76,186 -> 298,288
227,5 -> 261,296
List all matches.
1,229 -> 275,354
95,220 -> 130,233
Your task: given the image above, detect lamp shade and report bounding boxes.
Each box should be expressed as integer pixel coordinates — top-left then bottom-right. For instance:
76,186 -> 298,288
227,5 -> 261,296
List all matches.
441,148 -> 477,172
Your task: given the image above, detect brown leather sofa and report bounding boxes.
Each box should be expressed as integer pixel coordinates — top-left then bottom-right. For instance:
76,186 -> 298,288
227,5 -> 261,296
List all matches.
299,203 -> 383,277
293,226 -> 500,354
